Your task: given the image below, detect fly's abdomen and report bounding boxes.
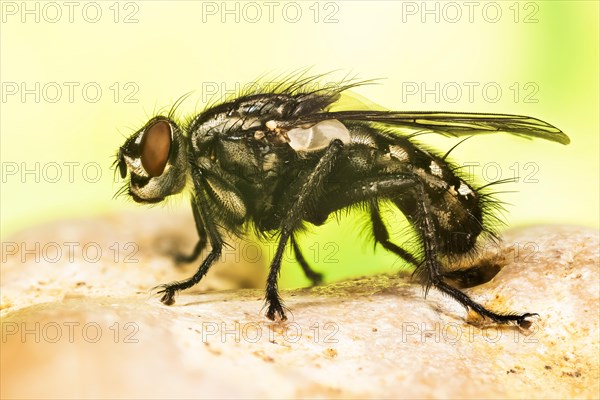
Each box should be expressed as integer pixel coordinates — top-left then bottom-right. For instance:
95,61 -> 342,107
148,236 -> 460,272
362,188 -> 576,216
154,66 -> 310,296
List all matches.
375,134 -> 485,256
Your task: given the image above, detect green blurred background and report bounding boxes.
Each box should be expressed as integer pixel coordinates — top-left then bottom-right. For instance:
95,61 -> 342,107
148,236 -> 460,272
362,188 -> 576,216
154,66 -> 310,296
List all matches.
1,1 -> 598,287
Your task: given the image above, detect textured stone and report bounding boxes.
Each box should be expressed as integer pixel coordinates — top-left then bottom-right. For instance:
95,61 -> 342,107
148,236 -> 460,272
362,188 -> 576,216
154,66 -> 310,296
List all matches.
1,212 -> 598,399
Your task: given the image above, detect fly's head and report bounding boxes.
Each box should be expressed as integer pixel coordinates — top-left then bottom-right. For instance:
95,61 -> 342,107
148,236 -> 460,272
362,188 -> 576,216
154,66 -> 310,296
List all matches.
115,116 -> 188,204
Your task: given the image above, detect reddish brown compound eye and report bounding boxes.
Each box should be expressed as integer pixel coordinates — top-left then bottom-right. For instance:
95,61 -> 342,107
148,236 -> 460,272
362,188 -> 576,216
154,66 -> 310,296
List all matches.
141,120 -> 172,177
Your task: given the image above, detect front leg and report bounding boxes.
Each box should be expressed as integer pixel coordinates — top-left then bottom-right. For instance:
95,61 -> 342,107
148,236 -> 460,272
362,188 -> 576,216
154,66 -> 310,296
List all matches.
157,241 -> 222,305
265,139 -> 344,320
171,198 -> 208,264
156,167 -> 223,305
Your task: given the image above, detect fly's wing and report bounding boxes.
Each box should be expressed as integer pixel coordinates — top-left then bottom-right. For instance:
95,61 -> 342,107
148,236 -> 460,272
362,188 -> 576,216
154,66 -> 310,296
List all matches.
288,110 -> 570,145
330,90 -> 388,112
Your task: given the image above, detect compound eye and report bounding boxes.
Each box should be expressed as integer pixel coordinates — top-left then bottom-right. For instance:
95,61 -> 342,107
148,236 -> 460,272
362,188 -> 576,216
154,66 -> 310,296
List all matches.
141,120 -> 172,177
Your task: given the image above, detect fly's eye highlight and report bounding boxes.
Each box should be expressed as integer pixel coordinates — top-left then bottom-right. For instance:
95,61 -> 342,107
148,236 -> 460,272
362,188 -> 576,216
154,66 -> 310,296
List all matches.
141,120 -> 172,177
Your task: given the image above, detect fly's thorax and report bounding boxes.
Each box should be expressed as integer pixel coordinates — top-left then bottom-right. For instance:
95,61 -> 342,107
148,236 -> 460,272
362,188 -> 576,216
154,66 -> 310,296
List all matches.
189,108 -> 264,176
189,100 -> 278,152
116,117 -> 188,203
191,129 -> 264,183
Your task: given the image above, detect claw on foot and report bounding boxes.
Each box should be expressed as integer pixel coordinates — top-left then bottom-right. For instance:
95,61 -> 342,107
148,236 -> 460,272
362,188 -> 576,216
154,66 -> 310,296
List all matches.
308,272 -> 324,286
152,285 -> 176,306
516,313 -> 538,329
160,292 -> 175,306
265,302 -> 287,321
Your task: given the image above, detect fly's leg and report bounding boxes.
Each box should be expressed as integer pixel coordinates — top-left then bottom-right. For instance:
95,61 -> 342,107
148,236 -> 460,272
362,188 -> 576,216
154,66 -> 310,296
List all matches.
370,201 -> 420,266
265,139 -> 344,320
328,174 -> 536,327
371,199 -> 498,288
155,167 -> 223,305
396,181 -> 537,328
291,235 -> 324,285
172,198 -> 208,264
265,235 -> 290,320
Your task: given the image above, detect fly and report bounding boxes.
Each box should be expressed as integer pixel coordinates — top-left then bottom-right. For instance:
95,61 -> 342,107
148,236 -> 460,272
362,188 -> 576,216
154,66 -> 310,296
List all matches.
114,74 -> 569,328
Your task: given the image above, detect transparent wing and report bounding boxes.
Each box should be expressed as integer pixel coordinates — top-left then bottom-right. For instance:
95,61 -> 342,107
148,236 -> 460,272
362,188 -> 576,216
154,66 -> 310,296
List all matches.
290,110 -> 570,145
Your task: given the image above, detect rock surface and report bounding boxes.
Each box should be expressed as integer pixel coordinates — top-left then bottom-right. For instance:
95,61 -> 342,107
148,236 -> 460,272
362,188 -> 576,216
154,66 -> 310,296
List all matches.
1,212 -> 598,399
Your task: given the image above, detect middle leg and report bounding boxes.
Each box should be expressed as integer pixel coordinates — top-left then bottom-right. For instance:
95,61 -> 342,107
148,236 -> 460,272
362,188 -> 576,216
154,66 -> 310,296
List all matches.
291,235 -> 324,285
370,200 -> 420,266
265,139 -> 344,320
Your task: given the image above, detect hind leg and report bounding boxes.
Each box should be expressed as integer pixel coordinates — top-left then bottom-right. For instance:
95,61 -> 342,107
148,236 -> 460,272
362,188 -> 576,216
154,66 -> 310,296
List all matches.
330,174 -> 536,327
